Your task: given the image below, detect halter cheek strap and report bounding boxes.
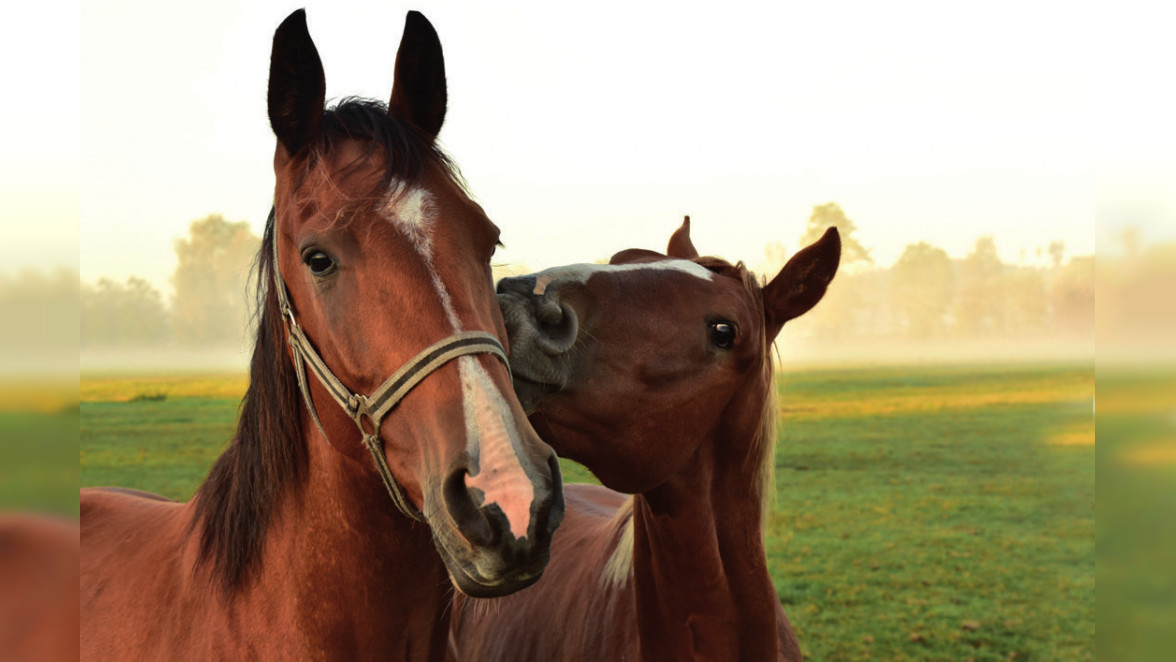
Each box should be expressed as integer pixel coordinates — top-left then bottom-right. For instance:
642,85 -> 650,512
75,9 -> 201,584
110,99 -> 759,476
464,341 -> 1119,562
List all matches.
272,230 -> 511,521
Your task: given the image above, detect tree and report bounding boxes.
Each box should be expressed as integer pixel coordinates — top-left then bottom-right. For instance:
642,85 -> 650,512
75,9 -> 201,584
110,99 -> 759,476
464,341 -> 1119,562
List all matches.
756,241 -> 789,280
1048,241 -> 1066,270
81,277 -> 170,347
890,242 -> 953,338
799,203 -> 872,269
170,215 -> 260,346
1,268 -> 79,352
954,236 -> 1005,336
1002,268 -> 1048,336
1053,256 -> 1094,337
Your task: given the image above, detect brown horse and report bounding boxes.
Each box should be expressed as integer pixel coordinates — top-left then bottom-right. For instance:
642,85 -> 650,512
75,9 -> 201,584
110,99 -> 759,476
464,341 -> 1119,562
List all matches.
0,514 -> 79,662
81,11 -> 563,660
450,218 -> 840,661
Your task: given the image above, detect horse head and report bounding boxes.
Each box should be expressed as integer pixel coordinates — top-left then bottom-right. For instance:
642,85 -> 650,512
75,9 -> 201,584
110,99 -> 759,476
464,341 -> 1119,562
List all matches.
498,218 -> 840,493
265,10 -> 563,597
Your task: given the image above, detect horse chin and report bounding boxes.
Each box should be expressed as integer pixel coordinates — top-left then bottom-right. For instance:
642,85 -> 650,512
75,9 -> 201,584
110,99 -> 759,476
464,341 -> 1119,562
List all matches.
422,499 -> 551,598
432,536 -> 547,598
447,560 -> 545,599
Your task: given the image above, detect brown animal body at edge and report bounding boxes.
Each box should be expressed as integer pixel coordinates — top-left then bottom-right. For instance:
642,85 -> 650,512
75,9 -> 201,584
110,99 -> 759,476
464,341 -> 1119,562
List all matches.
0,514 -> 79,662
80,11 -> 563,661
450,218 -> 840,661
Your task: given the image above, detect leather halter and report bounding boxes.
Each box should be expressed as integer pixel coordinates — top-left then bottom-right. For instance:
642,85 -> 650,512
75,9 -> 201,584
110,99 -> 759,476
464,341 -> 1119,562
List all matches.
270,223 -> 511,521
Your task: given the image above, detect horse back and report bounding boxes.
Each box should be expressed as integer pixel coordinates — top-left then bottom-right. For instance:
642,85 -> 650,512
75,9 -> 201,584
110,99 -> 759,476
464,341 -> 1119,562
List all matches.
80,487 -> 197,660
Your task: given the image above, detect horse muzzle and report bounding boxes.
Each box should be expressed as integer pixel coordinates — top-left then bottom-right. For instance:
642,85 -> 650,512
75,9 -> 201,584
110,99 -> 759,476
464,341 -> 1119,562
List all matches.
429,451 -> 565,597
497,279 -> 582,413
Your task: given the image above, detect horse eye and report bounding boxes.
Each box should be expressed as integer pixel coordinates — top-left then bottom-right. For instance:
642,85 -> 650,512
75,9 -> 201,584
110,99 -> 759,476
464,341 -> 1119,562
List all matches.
709,321 -> 737,349
304,250 -> 335,277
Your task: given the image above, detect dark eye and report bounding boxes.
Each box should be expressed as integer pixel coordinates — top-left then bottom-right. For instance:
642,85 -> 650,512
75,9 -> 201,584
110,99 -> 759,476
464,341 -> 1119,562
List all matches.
709,321 -> 737,349
303,250 -> 336,277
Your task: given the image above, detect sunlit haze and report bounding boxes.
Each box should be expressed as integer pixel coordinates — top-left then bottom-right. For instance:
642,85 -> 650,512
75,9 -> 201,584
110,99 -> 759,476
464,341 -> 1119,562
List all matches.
40,0 -> 1127,299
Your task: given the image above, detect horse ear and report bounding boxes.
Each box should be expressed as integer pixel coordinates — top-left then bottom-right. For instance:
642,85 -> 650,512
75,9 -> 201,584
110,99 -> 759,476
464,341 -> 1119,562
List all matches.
763,227 -> 841,338
666,216 -> 699,259
389,11 -> 447,140
268,10 -> 326,159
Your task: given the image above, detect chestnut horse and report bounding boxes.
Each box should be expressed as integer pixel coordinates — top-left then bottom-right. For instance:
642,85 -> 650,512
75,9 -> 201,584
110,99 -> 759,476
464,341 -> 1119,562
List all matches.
0,514 -> 79,662
81,11 -> 563,660
450,219 -> 840,661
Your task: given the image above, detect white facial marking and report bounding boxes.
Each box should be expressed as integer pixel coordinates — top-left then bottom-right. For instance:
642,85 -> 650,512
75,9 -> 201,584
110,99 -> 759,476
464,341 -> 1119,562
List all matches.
460,357 -> 534,540
531,259 -> 714,295
396,187 -> 432,227
382,181 -> 534,539
382,187 -> 439,268
381,186 -> 462,330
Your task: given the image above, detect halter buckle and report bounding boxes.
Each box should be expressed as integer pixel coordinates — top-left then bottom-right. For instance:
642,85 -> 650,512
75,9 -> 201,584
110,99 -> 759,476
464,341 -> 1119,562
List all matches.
280,303 -> 299,330
347,394 -> 379,436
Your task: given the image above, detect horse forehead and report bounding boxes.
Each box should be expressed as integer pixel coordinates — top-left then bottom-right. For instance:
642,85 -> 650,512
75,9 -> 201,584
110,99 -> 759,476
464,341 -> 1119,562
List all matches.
531,260 -> 714,296
383,186 -> 435,229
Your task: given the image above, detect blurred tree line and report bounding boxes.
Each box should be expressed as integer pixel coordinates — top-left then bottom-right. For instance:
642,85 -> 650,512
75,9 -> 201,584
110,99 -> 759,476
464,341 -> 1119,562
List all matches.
769,203 -> 1097,341
0,269 -> 79,366
81,215 -> 258,348
77,204 -> 1111,348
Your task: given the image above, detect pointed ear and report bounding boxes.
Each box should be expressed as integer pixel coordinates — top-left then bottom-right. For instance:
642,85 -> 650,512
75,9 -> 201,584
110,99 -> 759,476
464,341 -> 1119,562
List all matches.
389,11 -> 447,140
268,10 -> 326,159
763,227 -> 841,338
666,215 -> 699,259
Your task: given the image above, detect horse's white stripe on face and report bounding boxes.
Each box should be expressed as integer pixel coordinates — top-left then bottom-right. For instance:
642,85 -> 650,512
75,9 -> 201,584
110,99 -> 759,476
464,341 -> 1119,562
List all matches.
530,260 -> 714,296
460,357 -> 534,540
383,182 -> 533,539
382,186 -> 462,331
383,187 -> 438,267
396,187 -> 432,227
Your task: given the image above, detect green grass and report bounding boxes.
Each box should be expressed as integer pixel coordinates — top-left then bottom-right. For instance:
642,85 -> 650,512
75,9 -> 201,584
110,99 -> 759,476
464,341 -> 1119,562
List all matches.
770,364 -> 1093,661
80,398 -> 238,499
79,363 -> 1094,660
1094,371 -> 1176,661
1,409 -> 80,515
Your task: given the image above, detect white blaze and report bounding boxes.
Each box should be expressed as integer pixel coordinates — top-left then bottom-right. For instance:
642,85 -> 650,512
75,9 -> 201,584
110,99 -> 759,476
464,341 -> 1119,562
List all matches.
383,184 -> 534,540
530,259 -> 715,295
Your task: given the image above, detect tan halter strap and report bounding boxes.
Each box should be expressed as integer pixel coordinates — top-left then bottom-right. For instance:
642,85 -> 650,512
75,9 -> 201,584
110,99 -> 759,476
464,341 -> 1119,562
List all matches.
270,222 -> 510,521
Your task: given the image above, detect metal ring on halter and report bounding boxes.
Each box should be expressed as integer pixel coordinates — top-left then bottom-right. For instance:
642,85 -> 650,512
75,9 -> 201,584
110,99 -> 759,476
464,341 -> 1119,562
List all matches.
268,216 -> 511,521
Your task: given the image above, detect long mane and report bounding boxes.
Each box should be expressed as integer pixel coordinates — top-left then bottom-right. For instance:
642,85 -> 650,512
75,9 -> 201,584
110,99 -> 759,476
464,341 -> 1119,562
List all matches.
190,98 -> 460,596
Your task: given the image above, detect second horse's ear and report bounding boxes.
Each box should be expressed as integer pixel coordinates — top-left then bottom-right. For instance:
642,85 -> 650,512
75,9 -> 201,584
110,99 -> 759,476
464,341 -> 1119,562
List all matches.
763,227 -> 841,338
389,11 -> 447,140
268,9 -> 326,159
666,216 -> 699,259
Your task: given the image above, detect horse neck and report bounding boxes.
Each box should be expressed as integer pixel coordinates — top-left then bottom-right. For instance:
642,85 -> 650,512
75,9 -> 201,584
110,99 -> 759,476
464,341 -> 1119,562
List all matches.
255,416 -> 451,658
630,383 -> 779,661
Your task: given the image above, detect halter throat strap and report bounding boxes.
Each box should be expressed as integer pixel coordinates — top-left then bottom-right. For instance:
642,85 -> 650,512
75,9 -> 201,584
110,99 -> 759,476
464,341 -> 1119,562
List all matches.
270,224 -> 510,521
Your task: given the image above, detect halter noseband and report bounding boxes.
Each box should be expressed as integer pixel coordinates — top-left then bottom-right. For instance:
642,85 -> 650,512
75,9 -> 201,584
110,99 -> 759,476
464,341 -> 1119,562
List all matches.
271,224 -> 510,521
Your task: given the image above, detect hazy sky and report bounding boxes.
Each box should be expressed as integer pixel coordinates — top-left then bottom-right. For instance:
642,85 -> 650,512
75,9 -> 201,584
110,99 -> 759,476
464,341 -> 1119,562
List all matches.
9,1 -> 1172,297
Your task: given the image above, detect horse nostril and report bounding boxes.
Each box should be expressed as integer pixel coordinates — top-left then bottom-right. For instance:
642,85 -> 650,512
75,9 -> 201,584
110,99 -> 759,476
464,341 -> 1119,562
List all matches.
544,453 -> 566,533
534,299 -> 578,355
443,467 -> 495,547
534,294 -> 563,325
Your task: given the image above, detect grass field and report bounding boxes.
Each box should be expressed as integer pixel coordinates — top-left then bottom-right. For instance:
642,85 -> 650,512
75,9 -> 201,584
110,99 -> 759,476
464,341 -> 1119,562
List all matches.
80,363 -> 1094,660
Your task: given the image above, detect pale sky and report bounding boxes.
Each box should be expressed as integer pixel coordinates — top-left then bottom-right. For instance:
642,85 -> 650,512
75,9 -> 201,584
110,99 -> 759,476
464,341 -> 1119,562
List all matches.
8,1 -> 1172,297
